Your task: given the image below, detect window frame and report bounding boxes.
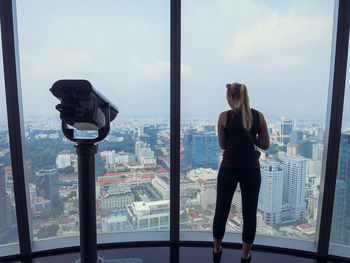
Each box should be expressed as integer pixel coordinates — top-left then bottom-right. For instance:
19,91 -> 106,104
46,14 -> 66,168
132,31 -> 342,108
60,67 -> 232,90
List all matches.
0,0 -> 350,261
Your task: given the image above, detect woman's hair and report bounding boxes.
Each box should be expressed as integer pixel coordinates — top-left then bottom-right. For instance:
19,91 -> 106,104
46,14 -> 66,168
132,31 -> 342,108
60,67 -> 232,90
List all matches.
226,82 -> 253,131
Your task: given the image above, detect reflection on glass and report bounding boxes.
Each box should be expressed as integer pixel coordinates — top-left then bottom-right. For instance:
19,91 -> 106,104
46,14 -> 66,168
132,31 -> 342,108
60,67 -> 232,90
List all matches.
330,34 -> 350,250
0,30 -> 19,254
16,0 -> 169,242
181,0 -> 333,243
331,133 -> 350,246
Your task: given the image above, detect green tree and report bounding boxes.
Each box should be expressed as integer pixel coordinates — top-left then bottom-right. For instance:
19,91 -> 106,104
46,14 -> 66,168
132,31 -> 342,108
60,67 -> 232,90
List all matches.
36,224 -> 59,239
95,154 -> 106,179
58,166 -> 74,175
264,143 -> 283,156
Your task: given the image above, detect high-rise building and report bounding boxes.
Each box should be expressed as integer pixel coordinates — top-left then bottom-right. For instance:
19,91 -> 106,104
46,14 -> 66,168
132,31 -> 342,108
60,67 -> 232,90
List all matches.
139,125 -> 158,147
297,140 -> 313,159
311,143 -> 323,161
286,145 -> 297,157
281,119 -> 293,136
135,141 -> 157,166
183,129 -> 218,170
35,168 -> 59,209
331,133 -> 350,245
56,150 -> 71,169
316,128 -> 325,141
258,161 -> 284,225
281,157 -> 307,222
0,164 -> 11,235
290,131 -> 304,145
279,119 -> 293,145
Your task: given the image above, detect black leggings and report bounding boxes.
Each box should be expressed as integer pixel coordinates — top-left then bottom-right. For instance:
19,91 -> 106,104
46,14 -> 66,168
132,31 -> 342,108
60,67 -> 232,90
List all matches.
213,166 -> 261,244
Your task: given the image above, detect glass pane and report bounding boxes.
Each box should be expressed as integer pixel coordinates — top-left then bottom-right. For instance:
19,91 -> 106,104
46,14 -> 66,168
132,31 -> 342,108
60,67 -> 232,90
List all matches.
181,0 -> 333,245
16,0 -> 170,245
329,32 -> 350,258
0,23 -> 20,256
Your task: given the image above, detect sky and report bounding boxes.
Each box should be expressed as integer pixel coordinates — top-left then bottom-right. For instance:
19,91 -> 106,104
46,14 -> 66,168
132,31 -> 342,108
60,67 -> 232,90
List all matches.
1,0 -> 349,123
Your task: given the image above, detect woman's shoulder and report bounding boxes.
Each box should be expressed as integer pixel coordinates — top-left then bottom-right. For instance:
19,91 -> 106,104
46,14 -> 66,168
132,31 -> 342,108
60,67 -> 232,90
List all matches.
219,110 -> 232,117
218,110 -> 231,126
251,108 -> 266,120
250,108 -> 260,114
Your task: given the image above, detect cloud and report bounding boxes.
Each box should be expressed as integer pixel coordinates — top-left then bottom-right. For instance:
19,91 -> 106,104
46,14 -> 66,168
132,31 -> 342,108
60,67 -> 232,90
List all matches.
14,0 -> 334,118
223,9 -> 330,70
117,57 -> 169,81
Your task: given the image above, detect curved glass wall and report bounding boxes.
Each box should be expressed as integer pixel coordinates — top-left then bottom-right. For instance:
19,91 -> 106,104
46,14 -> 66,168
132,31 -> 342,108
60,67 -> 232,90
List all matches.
180,0 -> 334,245
0,27 -> 20,257
1,0 -> 349,262
16,0 -> 170,248
329,32 -> 350,258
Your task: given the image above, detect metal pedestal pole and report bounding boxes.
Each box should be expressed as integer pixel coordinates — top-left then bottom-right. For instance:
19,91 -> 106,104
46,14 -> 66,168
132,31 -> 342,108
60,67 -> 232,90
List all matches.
75,143 -> 103,263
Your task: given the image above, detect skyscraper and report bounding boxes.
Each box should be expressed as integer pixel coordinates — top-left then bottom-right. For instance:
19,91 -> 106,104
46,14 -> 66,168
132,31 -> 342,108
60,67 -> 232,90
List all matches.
280,119 -> 293,145
139,125 -> 159,147
258,161 -> 284,225
0,164 -> 11,235
290,130 -> 304,145
281,157 -> 307,222
35,168 -> 59,209
281,119 -> 293,136
183,128 -> 218,171
297,140 -> 313,159
331,133 -> 350,245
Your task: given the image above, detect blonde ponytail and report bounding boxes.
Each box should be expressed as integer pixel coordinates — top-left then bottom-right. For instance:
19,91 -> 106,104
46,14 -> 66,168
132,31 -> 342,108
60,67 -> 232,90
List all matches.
239,84 -> 253,131
227,82 -> 253,131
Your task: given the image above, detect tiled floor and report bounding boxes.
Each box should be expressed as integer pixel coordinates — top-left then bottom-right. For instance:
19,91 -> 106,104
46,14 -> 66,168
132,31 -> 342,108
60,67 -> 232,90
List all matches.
29,246 -> 322,263
1,246 -> 346,263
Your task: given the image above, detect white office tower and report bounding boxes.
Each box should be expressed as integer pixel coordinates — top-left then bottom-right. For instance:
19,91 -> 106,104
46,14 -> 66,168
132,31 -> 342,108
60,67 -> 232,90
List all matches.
286,145 -> 297,157
199,188 -> 216,209
102,150 -> 116,165
135,141 -> 156,166
282,156 -> 307,222
258,161 -> 283,225
311,143 -> 323,161
56,150 -> 71,169
126,200 -> 170,231
102,213 -> 128,232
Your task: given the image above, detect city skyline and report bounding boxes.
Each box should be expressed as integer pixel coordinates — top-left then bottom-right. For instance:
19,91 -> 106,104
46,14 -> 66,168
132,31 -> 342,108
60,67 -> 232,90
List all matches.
0,112 -> 329,243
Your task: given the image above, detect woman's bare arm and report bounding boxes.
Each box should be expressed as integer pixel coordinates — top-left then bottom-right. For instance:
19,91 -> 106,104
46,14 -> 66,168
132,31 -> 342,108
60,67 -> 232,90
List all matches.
257,112 -> 270,150
217,111 -> 227,150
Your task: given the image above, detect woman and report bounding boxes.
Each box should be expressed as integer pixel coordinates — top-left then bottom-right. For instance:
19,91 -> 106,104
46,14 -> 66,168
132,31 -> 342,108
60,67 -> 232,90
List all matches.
212,83 -> 270,262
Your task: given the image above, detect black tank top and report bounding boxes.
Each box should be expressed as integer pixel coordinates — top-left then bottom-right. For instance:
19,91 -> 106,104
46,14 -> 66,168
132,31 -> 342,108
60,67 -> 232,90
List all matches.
221,108 -> 261,168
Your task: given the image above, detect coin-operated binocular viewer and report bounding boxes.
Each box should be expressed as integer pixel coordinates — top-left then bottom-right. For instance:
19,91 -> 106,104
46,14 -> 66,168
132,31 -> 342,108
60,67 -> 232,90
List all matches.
50,80 -> 118,263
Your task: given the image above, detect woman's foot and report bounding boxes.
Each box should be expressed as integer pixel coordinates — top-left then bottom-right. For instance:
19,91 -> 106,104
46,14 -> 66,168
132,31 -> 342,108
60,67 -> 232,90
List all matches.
213,247 -> 222,262
241,252 -> 251,262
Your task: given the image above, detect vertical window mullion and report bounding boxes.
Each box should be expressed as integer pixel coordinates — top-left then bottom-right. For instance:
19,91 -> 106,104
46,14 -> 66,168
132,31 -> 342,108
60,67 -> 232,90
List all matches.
0,0 -> 33,259
316,0 -> 350,257
170,0 -> 181,245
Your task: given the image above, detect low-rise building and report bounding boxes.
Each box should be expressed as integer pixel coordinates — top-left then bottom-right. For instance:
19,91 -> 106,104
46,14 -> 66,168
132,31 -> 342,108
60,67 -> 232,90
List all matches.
126,200 -> 169,231
99,187 -> 134,210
